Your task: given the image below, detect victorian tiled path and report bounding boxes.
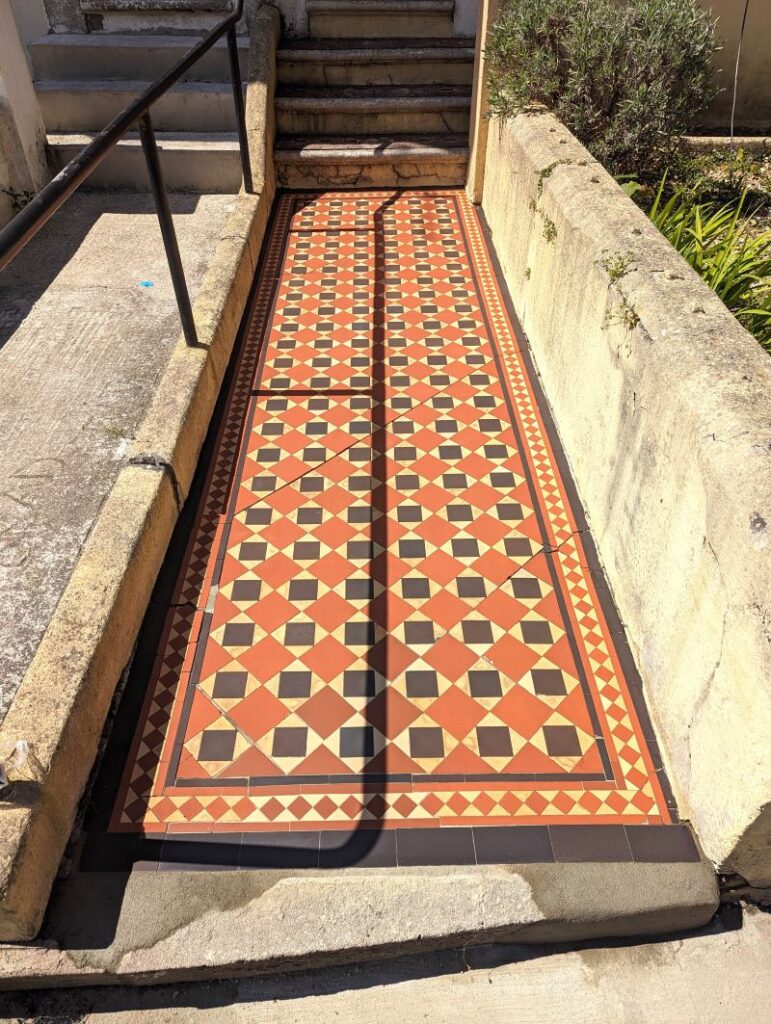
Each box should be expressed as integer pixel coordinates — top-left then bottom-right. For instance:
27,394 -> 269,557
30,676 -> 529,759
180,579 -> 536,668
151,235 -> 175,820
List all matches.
86,190 -> 698,869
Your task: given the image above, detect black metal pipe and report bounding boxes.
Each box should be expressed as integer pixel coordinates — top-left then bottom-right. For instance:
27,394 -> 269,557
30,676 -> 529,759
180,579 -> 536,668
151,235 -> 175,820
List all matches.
0,0 -> 245,273
227,23 -> 253,194
139,112 -> 198,347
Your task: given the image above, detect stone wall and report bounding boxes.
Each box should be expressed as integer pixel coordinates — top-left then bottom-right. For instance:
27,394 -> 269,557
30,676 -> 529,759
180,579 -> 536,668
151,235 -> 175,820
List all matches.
479,112 -> 771,886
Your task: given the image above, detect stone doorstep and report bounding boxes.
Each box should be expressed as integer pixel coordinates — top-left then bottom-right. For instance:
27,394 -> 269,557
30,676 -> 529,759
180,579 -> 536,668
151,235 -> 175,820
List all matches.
0,861 -> 718,990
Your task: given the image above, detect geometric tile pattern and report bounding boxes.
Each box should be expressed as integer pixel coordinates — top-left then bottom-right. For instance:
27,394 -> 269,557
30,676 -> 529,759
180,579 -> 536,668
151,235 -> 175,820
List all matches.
112,191 -> 671,832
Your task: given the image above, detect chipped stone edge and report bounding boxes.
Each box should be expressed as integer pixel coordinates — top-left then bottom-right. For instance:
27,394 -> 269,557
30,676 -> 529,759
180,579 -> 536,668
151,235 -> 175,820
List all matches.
480,111 -> 771,886
0,4 -> 281,942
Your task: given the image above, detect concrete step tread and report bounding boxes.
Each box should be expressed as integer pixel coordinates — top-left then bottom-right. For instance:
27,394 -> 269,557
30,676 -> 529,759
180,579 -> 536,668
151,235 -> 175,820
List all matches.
277,84 -> 471,98
81,0 -> 233,10
29,31 -> 235,49
36,79 -> 236,94
308,0 -> 454,9
275,134 -> 469,161
275,85 -> 471,112
279,36 -> 474,51
48,130 -> 239,150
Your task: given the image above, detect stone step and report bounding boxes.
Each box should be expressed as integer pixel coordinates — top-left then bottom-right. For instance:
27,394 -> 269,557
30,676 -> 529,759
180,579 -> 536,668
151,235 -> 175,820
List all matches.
80,0 -> 233,9
276,85 -> 471,135
277,38 -> 475,87
274,133 -> 468,188
308,0 -> 455,39
28,33 -> 248,83
47,132 -> 242,192
37,80 -> 238,133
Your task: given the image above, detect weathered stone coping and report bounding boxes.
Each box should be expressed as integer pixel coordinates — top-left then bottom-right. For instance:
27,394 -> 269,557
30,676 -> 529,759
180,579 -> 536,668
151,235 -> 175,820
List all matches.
0,4 -> 280,942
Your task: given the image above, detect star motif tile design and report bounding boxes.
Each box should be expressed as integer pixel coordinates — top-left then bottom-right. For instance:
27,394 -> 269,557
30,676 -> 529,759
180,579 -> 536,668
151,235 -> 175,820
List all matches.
112,191 -> 671,833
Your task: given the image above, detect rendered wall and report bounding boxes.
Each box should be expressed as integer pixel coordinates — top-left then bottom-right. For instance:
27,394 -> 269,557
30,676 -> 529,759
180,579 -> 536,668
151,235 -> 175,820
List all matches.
481,113 -> 771,886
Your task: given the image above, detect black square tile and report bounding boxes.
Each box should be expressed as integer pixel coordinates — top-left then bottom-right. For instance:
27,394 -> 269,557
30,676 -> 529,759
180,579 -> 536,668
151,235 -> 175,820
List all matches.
293,541 -> 321,561
399,539 -> 426,559
343,669 -> 376,697
402,577 -> 430,599
409,727 -> 444,758
625,825 -> 700,863
198,729 -> 237,762
212,671 -> 248,699
532,669 -> 567,696
239,832 -> 319,868
451,538 -> 480,558
397,505 -> 423,523
405,670 -> 439,698
396,827 -> 475,866
278,670 -> 312,698
511,577 -> 542,599
404,621 -> 435,645
462,620 -> 494,645
285,622 -> 316,647
297,507 -> 323,525
245,508 -> 272,525
272,727 -> 308,758
345,621 -> 375,646
222,622 -> 254,647
346,579 -> 374,600
457,577 -> 486,599
468,669 -> 502,698
476,726 -> 513,758
289,579 -> 319,602
340,726 -> 375,758
543,725 -> 581,757
319,829 -> 397,868
550,825 -> 632,863
231,579 -> 262,602
473,826 -> 554,864
239,541 -> 268,561
522,621 -> 553,644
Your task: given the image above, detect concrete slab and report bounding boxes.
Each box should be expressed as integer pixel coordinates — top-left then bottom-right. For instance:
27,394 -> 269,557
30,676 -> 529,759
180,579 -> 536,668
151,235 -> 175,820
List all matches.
0,859 -> 717,989
0,192 -> 236,725
0,903 -> 765,1022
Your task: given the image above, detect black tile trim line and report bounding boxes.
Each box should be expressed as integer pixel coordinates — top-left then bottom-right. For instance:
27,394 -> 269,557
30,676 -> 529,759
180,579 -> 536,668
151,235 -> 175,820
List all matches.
80,823 -> 700,872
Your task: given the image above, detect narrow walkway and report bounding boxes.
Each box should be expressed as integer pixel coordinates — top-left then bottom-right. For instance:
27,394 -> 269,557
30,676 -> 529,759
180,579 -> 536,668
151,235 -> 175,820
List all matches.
87,190 -> 693,868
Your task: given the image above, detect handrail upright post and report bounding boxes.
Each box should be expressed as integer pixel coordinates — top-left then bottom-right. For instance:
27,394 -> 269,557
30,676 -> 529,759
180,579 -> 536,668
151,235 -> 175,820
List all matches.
138,111 -> 198,346
227,23 -> 254,194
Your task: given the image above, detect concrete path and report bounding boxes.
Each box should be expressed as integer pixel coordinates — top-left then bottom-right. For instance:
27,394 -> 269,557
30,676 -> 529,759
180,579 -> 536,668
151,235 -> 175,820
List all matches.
0,192 -> 236,723
1,905 -> 768,1022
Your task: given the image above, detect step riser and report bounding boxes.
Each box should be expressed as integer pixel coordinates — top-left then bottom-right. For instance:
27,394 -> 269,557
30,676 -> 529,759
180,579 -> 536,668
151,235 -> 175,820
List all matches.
29,37 -> 247,83
308,13 -> 454,38
276,157 -> 467,189
47,142 -> 242,192
38,86 -> 237,133
278,59 -> 474,87
276,107 -> 470,135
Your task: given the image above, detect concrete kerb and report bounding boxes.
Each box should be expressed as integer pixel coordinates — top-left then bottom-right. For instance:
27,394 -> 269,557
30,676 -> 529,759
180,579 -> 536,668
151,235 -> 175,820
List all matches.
480,112 -> 771,886
0,6 -> 280,942
0,861 -> 718,990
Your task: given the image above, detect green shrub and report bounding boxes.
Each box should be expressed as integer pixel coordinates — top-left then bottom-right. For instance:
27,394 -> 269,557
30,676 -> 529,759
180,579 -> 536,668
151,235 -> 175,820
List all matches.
486,0 -> 718,177
648,177 -> 771,350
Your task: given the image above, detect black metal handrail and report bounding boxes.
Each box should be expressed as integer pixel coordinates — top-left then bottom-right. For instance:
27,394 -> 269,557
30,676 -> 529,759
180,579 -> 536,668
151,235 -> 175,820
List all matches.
0,0 -> 251,346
